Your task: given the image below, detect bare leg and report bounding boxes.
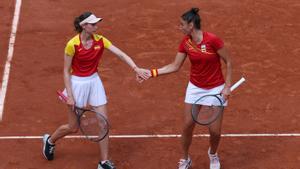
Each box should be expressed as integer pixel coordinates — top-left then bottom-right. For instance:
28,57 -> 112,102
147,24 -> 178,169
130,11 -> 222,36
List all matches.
93,104 -> 109,161
181,103 -> 196,159
50,108 -> 79,143
208,111 -> 224,154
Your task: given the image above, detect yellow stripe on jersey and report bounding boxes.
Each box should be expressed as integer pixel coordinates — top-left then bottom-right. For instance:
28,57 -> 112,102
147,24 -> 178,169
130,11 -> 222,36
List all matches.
64,34 -> 112,57
93,34 -> 112,49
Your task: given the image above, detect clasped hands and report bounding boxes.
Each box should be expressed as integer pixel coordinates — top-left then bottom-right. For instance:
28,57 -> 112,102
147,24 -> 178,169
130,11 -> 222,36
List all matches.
133,67 -> 152,83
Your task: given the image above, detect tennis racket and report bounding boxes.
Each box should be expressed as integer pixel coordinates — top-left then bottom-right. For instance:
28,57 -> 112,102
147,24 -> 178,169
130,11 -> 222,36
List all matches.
56,90 -> 109,142
191,77 -> 246,125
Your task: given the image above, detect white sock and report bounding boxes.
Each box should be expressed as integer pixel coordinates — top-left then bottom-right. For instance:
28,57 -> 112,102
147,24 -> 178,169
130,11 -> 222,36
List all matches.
101,160 -> 108,164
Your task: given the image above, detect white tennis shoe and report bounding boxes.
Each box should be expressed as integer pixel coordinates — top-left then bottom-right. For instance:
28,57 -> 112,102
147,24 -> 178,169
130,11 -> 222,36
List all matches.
178,157 -> 192,169
208,148 -> 221,169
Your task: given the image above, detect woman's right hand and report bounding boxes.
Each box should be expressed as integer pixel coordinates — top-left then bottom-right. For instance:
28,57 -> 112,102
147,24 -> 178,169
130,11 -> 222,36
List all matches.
66,96 -> 75,110
134,68 -> 151,83
134,67 -> 151,80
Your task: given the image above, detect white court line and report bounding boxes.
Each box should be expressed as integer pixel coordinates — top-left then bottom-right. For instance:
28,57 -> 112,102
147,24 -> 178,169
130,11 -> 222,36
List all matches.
0,133 -> 300,140
0,0 -> 22,121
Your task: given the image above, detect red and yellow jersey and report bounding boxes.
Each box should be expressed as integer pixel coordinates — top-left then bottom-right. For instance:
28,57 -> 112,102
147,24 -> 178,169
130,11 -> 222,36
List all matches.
64,33 -> 112,77
178,32 -> 225,89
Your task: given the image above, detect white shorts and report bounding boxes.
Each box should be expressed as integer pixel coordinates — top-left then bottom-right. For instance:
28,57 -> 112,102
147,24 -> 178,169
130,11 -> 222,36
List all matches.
185,82 -> 228,106
63,73 -> 107,108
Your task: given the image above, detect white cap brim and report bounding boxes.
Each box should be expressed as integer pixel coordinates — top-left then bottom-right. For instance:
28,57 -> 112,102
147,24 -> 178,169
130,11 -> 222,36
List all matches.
79,14 -> 102,26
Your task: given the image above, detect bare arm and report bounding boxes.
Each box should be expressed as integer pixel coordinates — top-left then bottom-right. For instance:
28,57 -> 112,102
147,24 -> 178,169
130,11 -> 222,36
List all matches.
63,54 -> 75,106
217,47 -> 232,99
156,52 -> 187,75
108,45 -> 150,79
108,45 -> 137,70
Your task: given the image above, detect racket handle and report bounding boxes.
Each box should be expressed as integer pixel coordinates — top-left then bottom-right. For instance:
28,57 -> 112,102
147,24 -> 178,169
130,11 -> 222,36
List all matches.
56,90 -> 68,102
230,77 -> 246,92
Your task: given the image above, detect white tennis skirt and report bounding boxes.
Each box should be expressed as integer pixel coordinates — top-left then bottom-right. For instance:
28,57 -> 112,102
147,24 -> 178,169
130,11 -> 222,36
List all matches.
63,73 -> 107,108
185,82 -> 228,106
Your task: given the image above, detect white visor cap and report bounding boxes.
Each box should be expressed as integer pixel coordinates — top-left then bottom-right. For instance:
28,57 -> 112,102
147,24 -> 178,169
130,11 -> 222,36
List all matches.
79,14 -> 102,26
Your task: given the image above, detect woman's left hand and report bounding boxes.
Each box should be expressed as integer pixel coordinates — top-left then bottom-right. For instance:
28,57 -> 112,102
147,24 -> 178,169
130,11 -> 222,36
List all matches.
221,86 -> 231,101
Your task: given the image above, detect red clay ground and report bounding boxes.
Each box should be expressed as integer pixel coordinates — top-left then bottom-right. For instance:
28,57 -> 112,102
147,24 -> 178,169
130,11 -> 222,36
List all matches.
0,0 -> 14,82
0,0 -> 300,169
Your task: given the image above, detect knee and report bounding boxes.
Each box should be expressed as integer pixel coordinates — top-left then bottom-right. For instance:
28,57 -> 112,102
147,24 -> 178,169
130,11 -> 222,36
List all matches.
70,128 -> 79,133
182,121 -> 195,133
66,125 -> 79,133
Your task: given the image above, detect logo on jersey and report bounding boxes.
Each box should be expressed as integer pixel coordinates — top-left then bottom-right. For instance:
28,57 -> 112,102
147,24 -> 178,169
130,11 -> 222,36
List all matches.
200,44 -> 206,52
94,45 -> 101,50
185,41 -> 215,55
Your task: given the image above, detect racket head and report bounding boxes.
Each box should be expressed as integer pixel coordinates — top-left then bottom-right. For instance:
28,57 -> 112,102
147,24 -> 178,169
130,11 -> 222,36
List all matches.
75,108 -> 109,142
191,94 -> 224,125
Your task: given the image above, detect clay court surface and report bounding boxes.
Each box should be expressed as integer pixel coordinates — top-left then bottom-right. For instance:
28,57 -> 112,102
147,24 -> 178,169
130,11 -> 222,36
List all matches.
0,0 -> 300,168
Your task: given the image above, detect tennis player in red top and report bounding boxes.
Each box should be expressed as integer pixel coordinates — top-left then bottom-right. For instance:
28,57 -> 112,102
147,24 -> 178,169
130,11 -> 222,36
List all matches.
42,12 -> 149,169
147,8 -> 232,169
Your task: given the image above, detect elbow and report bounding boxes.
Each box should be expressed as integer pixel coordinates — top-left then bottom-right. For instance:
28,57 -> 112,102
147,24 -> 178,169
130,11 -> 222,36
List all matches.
63,69 -> 71,77
118,54 -> 126,61
227,61 -> 232,69
223,59 -> 232,68
173,65 -> 181,72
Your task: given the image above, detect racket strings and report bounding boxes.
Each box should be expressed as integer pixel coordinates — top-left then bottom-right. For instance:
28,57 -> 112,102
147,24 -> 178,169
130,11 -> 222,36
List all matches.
192,95 -> 224,125
199,105 -> 223,118
78,111 -> 109,142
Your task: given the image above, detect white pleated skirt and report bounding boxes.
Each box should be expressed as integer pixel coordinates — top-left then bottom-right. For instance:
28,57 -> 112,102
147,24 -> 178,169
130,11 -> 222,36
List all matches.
63,73 -> 107,108
185,82 -> 227,106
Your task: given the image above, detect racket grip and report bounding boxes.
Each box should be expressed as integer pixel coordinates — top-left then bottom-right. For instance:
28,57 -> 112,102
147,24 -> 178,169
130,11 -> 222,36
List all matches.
56,90 -> 68,102
230,77 -> 245,92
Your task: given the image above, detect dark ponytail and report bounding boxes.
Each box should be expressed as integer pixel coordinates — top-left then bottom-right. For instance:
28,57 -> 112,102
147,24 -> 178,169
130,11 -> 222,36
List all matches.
73,11 -> 93,33
181,8 -> 201,30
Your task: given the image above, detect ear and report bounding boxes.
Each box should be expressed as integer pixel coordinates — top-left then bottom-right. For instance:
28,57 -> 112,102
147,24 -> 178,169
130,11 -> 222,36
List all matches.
188,22 -> 194,29
81,24 -> 87,29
